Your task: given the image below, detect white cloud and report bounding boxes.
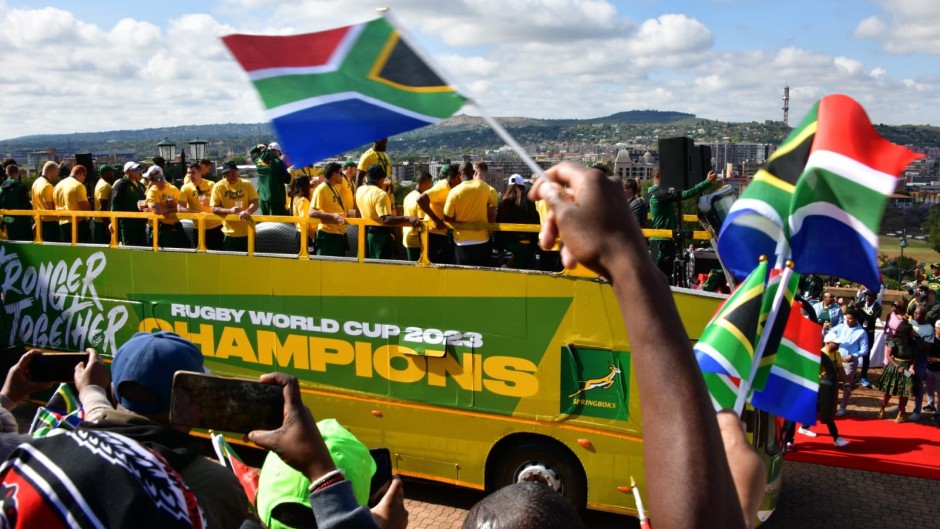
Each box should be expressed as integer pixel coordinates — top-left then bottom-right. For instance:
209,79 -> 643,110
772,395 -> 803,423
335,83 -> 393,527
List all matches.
0,0 -> 939,140
853,0 -> 940,54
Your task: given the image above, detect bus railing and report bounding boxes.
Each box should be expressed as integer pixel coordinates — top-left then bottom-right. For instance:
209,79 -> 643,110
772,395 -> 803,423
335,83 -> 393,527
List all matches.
0,209 -> 711,273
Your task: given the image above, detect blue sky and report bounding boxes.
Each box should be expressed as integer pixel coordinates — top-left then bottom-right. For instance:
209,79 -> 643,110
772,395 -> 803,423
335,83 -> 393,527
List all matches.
1,0 -> 938,139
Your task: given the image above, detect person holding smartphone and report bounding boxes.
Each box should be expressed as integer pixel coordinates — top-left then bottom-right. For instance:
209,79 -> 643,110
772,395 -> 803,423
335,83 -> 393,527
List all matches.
248,373 -> 408,529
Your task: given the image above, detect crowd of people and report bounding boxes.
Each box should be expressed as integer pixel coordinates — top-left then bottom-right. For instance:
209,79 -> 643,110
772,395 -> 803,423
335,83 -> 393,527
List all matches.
0,143 -> 556,271
0,162 -> 770,528
786,274 -> 940,452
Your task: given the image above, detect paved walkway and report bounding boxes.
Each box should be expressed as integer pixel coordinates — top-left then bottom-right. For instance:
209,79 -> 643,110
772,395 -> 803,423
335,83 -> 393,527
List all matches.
404,460 -> 940,528
405,370 -> 940,528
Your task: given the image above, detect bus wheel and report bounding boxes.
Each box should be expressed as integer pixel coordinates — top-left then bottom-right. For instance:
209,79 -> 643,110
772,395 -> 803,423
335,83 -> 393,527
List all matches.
491,440 -> 587,510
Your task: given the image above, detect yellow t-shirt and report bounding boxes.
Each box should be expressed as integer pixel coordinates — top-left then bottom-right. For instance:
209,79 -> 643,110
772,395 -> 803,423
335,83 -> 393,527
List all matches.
210,178 -> 259,237
443,179 -> 496,244
53,176 -> 89,224
93,179 -> 112,223
423,179 -> 452,236
32,177 -> 54,211
179,180 -> 222,230
312,181 -> 348,235
356,184 -> 392,223
146,183 -> 181,225
292,196 -> 316,240
341,176 -> 356,215
357,149 -> 391,177
402,189 -> 424,249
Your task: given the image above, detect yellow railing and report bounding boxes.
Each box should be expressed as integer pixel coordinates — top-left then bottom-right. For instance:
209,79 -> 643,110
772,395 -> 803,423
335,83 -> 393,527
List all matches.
0,209 -> 711,267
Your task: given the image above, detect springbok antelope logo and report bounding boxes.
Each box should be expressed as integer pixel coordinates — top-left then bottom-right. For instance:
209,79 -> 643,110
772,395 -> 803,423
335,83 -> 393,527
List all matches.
568,361 -> 621,398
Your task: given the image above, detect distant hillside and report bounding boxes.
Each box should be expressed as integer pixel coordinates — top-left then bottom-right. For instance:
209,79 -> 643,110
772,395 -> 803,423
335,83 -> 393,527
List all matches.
2,111 -> 939,163
585,110 -> 696,125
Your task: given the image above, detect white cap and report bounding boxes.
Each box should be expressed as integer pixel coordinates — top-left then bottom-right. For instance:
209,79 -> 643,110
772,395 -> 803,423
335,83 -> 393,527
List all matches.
123,161 -> 141,172
143,165 -> 164,180
268,142 -> 282,152
823,331 -> 842,344
507,174 -> 525,186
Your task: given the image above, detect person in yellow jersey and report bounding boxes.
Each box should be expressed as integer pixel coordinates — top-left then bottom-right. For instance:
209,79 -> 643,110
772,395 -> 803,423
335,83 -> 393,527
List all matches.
179,163 -> 224,251
355,164 -> 421,260
32,160 -> 59,242
289,175 -> 317,248
341,160 -> 358,217
533,176 -> 563,272
402,170 -> 433,261
443,161 -> 497,267
91,164 -> 115,245
53,164 -> 92,243
356,138 -> 390,188
145,165 -> 190,249
310,162 -> 350,257
417,164 -> 461,264
472,161 -> 499,219
210,160 -> 259,253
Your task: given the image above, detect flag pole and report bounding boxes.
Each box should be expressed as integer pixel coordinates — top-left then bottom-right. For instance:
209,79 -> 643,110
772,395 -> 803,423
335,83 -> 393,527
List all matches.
732,261 -> 795,415
379,8 -> 547,179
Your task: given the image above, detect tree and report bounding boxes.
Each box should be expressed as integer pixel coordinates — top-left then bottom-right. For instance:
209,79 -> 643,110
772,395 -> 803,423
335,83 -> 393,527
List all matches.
928,204 -> 940,253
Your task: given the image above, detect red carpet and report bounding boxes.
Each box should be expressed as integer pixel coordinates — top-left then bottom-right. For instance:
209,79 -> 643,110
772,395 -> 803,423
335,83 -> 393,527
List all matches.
785,417 -> 940,480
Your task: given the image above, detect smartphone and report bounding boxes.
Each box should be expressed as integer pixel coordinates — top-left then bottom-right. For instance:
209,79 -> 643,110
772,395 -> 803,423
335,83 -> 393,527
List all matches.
368,447 -> 393,503
29,352 -> 89,382
169,371 -> 285,434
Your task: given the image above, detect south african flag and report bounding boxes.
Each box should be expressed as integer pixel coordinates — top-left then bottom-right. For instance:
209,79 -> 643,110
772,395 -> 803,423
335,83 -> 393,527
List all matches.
222,17 -> 467,168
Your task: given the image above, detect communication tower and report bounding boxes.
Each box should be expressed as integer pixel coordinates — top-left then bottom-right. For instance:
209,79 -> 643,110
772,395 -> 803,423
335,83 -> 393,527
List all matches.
782,84 -> 790,126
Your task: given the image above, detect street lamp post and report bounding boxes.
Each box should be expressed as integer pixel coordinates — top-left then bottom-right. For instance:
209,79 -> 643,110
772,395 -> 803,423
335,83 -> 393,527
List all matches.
157,138 -> 180,184
188,138 -> 208,163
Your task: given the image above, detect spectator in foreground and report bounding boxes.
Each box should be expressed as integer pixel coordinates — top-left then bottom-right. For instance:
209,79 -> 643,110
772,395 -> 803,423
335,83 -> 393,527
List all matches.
529,162 -> 761,528
247,373 -> 408,529
461,482 -> 585,529
74,333 -> 250,528
0,429 -> 207,528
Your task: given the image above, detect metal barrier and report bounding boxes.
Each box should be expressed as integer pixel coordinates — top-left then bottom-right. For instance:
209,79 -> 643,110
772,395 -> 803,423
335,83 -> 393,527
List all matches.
0,208 -> 712,269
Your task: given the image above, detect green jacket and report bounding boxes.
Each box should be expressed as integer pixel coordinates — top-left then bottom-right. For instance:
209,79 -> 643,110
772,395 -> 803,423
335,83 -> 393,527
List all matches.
647,179 -> 711,240
250,145 -> 290,203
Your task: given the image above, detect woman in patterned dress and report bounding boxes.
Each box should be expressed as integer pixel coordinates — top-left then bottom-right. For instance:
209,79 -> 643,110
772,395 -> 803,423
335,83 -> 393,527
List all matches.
877,322 -> 921,422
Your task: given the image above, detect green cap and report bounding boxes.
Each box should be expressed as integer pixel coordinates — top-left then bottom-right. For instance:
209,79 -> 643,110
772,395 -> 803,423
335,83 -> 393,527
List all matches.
97,164 -> 114,175
256,419 -> 376,529
342,160 -> 357,168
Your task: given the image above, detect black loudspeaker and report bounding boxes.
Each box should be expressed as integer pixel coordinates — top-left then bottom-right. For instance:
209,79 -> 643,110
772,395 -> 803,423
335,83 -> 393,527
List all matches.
75,153 -> 96,193
658,137 -> 693,190
75,153 -> 94,176
690,145 -> 712,187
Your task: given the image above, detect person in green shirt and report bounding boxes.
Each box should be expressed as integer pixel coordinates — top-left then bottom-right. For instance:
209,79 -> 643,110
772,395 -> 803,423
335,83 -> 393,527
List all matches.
250,142 -> 291,216
647,166 -> 716,280
111,161 -> 149,246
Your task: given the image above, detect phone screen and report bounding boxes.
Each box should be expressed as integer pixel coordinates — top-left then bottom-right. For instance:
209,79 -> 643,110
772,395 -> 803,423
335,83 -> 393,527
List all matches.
29,353 -> 89,382
368,447 -> 392,502
169,371 -> 285,434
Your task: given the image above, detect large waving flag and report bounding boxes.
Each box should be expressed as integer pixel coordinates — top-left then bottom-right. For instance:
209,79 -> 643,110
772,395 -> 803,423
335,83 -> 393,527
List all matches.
222,17 -> 467,168
788,95 -> 923,288
717,95 -> 922,285
749,301 -> 823,424
716,109 -> 816,280
695,260 -> 767,381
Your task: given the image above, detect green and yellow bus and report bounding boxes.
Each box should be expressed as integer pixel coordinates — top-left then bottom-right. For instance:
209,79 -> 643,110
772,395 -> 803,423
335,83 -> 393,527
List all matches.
0,208 -> 783,520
